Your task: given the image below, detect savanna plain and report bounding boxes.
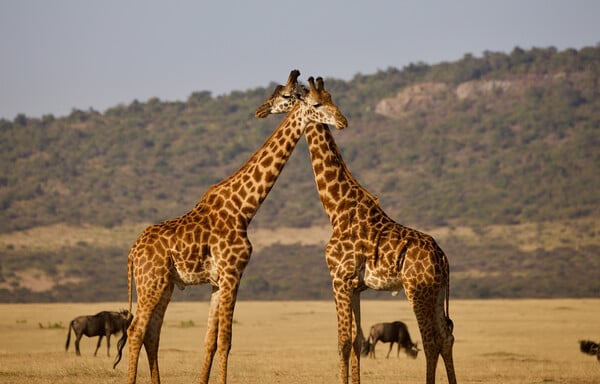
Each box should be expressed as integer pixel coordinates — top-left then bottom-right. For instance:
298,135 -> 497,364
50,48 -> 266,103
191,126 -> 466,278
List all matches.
0,299 -> 598,384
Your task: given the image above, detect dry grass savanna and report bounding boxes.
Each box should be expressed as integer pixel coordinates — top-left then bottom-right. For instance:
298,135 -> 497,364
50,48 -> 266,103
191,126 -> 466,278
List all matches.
2,218 -> 598,254
2,218 -> 598,294
0,299 -> 598,383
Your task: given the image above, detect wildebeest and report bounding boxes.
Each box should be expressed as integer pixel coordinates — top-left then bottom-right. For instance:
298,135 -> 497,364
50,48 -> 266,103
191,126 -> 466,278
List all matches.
65,309 -> 132,357
580,340 -> 600,361
365,321 -> 420,359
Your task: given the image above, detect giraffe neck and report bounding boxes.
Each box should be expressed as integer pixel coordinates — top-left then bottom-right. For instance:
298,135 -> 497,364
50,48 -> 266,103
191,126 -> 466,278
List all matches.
304,122 -> 380,225
199,103 -> 308,225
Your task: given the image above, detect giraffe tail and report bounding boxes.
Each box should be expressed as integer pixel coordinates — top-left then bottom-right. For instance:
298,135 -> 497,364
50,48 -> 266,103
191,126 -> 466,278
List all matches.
445,262 -> 453,333
127,250 -> 134,315
113,250 -> 134,369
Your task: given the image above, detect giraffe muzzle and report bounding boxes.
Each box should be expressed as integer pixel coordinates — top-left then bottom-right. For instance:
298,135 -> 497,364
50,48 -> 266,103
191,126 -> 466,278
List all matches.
335,115 -> 348,129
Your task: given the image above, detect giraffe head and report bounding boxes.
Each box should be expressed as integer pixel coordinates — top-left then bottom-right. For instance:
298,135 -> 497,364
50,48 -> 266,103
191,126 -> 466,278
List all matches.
303,76 -> 348,129
255,69 -> 303,118
255,73 -> 348,130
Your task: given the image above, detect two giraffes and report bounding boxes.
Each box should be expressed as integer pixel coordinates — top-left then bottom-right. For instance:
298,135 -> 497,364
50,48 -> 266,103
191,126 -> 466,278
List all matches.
121,70 -> 457,384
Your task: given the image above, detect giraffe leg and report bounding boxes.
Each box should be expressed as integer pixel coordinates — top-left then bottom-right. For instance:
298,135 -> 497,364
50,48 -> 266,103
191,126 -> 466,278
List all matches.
199,286 -> 220,384
127,280 -> 173,384
407,289 -> 441,384
350,292 -> 362,384
215,278 -> 242,384
436,293 -> 457,384
441,339 -> 457,384
144,284 -> 173,384
127,313 -> 144,384
334,286 -> 353,384
419,310 -> 441,384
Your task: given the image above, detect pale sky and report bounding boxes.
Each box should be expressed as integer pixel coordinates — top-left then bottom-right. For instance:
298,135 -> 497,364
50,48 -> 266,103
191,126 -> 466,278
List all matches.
1,0 -> 599,119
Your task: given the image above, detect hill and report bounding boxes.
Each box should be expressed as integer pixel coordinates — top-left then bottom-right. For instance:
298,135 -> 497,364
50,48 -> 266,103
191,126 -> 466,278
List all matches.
0,45 -> 599,301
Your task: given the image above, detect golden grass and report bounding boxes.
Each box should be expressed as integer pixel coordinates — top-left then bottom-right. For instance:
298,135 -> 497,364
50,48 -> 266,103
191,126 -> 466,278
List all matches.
0,299 -> 598,384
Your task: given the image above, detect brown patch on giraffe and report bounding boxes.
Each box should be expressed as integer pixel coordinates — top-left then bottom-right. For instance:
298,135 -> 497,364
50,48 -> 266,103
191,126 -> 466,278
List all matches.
260,155 -> 273,168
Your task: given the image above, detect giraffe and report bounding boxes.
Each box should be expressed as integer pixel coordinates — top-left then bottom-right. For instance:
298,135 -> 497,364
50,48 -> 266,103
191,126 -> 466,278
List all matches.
255,77 -> 457,384
122,70 -> 348,384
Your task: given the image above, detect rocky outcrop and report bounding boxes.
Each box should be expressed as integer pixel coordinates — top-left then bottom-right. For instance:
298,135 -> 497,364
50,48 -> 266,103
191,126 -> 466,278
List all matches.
375,73 -> 586,120
376,79 -> 515,119
375,82 -> 450,119
455,80 -> 512,100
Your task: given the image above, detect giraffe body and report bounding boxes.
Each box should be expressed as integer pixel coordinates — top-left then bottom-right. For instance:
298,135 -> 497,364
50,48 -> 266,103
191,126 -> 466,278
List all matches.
256,77 -> 457,384
309,122 -> 456,384
124,70 -> 348,384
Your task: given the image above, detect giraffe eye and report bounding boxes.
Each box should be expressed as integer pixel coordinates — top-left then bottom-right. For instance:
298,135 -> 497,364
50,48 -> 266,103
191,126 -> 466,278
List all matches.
313,103 -> 322,108
282,95 -> 291,99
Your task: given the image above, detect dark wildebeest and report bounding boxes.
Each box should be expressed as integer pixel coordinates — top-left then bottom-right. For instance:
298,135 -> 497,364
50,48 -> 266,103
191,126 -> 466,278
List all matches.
580,340 -> 600,362
365,321 -> 420,359
65,309 -> 132,357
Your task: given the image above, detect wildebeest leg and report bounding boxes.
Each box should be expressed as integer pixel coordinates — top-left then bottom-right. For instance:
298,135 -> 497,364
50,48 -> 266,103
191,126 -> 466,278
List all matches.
369,338 -> 377,359
385,342 -> 393,359
94,335 -> 104,356
75,332 -> 83,356
104,317 -> 113,357
106,334 -> 111,357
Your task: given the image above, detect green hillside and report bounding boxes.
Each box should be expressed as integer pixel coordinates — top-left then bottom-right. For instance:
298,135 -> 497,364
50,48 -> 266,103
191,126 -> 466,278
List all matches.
0,46 -> 599,302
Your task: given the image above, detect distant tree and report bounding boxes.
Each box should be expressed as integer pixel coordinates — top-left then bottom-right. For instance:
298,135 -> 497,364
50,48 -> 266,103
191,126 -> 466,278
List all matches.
188,90 -> 212,104
13,114 -> 27,126
68,109 -> 88,123
41,114 -> 55,124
